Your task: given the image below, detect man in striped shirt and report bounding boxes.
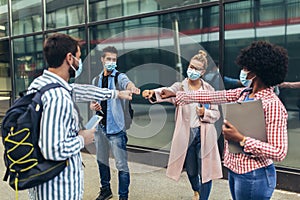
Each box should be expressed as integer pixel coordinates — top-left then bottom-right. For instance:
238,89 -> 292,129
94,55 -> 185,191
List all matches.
27,33 -> 132,200
157,41 -> 289,200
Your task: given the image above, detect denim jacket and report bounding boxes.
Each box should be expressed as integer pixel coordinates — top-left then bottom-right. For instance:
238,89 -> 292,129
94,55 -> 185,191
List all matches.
95,69 -> 130,134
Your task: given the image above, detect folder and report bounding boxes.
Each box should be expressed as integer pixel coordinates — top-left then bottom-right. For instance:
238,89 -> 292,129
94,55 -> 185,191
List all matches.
221,99 -> 266,153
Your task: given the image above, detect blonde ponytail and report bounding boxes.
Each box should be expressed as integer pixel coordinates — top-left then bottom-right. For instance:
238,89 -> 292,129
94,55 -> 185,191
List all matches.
192,50 -> 208,69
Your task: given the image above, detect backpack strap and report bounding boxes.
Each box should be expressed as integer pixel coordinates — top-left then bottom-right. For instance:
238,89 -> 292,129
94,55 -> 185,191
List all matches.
239,87 -> 253,98
114,71 -> 121,89
3,168 -> 9,181
39,83 -> 64,95
93,72 -> 120,88
93,76 -> 100,87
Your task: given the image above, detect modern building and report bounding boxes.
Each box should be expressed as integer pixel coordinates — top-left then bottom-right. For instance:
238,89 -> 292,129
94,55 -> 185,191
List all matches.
0,0 -> 299,192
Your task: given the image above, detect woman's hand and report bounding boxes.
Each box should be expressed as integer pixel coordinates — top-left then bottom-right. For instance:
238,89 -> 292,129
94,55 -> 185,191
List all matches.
222,119 -> 245,142
160,89 -> 176,99
142,90 -> 155,99
196,105 -> 205,117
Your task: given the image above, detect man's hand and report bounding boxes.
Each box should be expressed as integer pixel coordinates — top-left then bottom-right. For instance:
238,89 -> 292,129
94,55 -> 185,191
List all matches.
90,101 -> 102,111
142,90 -> 155,99
160,89 -> 176,99
131,87 -> 141,95
78,128 -> 96,146
118,90 -> 132,100
222,120 -> 244,142
126,82 -> 140,95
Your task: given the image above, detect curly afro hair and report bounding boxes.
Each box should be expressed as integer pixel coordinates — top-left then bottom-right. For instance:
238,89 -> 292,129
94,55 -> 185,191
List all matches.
235,41 -> 288,87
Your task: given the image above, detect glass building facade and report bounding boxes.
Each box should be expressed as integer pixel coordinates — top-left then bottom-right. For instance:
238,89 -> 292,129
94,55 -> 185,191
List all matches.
0,0 -> 299,192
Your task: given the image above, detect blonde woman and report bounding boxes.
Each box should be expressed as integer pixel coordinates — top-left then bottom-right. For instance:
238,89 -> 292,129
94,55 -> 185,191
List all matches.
142,50 -> 222,200
165,41 -> 289,200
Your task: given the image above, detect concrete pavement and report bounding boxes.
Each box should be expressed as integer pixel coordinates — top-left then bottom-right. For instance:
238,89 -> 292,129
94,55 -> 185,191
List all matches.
1,147 -> 300,200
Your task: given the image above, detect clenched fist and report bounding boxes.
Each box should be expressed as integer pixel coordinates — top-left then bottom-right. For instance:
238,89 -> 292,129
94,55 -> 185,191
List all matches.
142,90 -> 155,99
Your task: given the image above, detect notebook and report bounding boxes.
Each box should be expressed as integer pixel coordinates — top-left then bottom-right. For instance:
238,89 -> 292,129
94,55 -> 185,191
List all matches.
221,99 -> 266,153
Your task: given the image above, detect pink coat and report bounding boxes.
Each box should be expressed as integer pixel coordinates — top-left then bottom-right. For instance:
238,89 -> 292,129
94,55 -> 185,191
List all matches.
151,78 -> 223,183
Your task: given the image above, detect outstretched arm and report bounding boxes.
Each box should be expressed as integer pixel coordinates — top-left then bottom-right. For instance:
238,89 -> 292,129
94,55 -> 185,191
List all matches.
279,81 -> 300,89
126,82 -> 141,95
71,83 -> 132,101
142,82 -> 182,105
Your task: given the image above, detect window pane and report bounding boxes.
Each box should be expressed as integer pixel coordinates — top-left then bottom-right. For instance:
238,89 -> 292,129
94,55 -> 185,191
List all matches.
0,39 -> 10,117
225,1 -> 252,25
90,0 -> 217,22
107,0 -> 122,19
287,0 -> 300,18
259,1 -> 285,21
140,0 -> 158,13
123,0 -> 139,16
0,40 -> 10,87
46,0 -> 85,29
11,0 -> 42,35
13,35 -> 44,96
0,1 -> 8,37
89,1 -> 106,21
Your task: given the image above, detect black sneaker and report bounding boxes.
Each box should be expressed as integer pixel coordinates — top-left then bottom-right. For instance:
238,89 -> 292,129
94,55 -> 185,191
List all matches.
96,187 -> 113,200
119,198 -> 128,200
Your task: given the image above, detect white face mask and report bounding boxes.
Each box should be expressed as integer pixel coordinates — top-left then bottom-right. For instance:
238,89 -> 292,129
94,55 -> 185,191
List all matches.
70,56 -> 83,78
104,62 -> 117,71
239,69 -> 255,87
187,68 -> 202,80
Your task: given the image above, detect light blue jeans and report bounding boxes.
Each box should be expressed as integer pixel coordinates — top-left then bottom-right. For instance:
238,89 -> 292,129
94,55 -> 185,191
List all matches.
228,164 -> 276,200
185,127 -> 212,200
94,130 -> 130,199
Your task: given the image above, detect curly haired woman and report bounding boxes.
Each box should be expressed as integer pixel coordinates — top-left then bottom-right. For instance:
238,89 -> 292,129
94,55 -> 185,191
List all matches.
142,50 -> 222,200
162,41 -> 289,200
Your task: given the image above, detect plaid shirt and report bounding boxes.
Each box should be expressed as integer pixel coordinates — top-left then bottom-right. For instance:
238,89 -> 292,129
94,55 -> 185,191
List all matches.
176,87 -> 288,174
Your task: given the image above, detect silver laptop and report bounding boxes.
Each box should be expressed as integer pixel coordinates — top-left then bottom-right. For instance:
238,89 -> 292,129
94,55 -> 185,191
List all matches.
221,99 -> 266,153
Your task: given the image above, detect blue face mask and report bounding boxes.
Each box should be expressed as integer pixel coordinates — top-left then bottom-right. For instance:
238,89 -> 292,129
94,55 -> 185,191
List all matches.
104,62 -> 117,71
187,68 -> 202,80
239,69 -> 252,87
71,56 -> 83,78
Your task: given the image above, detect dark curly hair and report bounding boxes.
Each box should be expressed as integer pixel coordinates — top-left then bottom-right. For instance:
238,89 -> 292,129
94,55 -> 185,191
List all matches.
235,41 -> 288,87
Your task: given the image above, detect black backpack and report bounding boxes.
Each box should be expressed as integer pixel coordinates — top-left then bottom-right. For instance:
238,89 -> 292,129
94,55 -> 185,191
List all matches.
93,72 -> 134,130
1,83 -> 68,191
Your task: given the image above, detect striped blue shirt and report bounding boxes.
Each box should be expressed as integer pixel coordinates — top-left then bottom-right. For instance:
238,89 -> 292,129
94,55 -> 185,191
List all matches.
28,70 -> 116,200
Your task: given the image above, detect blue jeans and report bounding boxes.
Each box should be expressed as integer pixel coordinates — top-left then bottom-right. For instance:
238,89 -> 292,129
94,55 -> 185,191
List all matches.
228,164 -> 276,200
94,130 -> 130,199
185,127 -> 212,200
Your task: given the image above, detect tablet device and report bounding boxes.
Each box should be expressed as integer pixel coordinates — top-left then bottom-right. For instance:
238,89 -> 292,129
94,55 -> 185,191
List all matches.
221,99 -> 266,153
85,115 -> 103,129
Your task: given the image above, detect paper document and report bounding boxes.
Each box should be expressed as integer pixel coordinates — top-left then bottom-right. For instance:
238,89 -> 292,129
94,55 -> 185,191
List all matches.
85,115 -> 103,129
221,99 -> 266,153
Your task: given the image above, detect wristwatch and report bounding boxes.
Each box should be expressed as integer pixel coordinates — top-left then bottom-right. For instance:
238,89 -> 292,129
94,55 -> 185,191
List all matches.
239,137 -> 246,147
